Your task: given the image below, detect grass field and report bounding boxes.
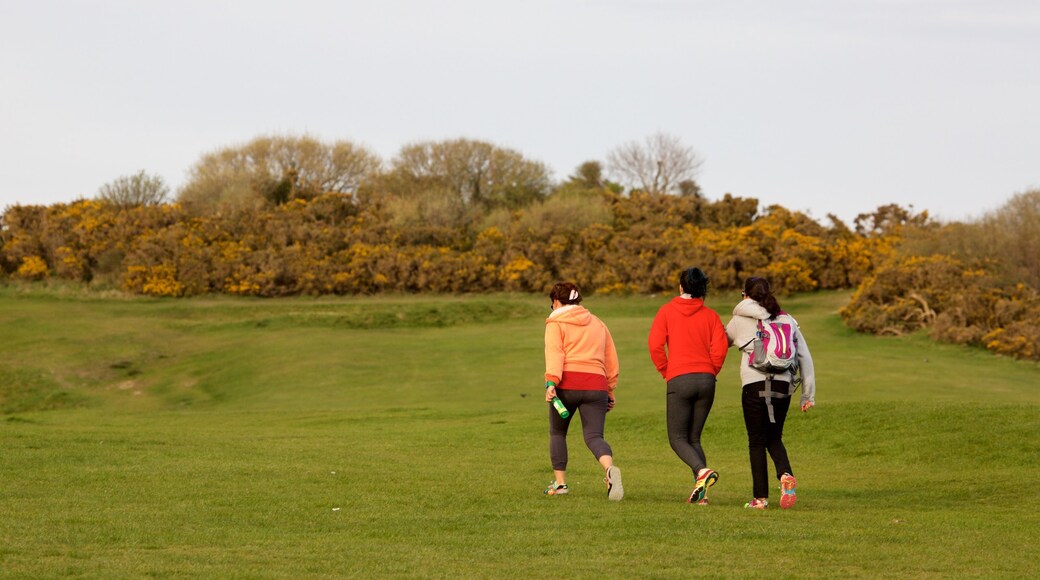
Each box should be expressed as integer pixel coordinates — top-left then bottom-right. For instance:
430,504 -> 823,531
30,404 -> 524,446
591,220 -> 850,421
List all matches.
1,284 -> 1038,578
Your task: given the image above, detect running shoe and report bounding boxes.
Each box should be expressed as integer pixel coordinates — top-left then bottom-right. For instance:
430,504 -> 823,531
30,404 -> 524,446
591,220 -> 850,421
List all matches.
544,482 -> 568,495
688,468 -> 719,504
779,473 -> 797,509
695,498 -> 709,506
606,465 -> 624,501
744,498 -> 768,509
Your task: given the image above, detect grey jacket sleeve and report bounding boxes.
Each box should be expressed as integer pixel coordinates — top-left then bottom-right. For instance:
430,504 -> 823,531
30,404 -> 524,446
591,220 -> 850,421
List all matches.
793,323 -> 815,406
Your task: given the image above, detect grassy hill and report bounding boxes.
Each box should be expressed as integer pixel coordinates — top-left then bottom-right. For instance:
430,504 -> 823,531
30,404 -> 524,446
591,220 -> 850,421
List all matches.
1,285 -> 1037,577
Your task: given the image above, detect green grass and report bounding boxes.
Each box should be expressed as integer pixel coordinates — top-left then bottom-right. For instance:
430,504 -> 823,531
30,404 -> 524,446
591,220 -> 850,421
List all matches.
1,285 -> 1038,578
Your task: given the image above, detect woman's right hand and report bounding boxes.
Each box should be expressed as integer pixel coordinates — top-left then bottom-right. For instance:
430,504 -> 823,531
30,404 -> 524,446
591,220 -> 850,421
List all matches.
545,386 -> 557,402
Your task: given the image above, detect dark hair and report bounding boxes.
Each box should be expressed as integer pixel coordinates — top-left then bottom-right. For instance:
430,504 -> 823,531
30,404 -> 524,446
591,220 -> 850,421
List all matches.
744,276 -> 782,318
549,282 -> 582,305
679,267 -> 709,298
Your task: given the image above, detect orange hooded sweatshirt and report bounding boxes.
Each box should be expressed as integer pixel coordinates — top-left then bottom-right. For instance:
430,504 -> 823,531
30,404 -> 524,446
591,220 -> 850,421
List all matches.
544,305 -> 619,395
648,296 -> 728,381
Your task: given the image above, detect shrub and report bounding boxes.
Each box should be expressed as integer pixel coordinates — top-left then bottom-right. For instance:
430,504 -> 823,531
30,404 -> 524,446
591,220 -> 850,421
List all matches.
16,256 -> 49,280
842,255 -> 1039,360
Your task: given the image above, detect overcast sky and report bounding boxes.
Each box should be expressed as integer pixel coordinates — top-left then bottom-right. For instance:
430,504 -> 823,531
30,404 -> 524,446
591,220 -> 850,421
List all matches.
2,0 -> 1037,224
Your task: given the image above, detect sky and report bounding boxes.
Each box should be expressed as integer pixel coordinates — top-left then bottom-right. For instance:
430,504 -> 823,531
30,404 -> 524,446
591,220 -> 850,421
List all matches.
1,0 -> 1038,224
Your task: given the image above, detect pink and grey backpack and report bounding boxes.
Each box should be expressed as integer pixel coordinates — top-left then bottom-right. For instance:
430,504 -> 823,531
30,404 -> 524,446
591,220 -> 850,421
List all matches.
743,312 -> 798,375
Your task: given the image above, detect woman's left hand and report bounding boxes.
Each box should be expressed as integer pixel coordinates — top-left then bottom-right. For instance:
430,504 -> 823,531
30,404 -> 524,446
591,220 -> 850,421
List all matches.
607,396 -> 616,412
545,386 -> 557,402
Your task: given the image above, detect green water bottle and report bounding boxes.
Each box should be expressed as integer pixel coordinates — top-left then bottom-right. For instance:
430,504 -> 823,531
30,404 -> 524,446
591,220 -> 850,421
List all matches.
546,381 -> 570,419
551,396 -> 570,419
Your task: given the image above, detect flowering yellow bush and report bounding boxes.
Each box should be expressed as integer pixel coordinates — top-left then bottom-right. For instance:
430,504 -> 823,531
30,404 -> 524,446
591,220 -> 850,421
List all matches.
5,189 -> 1034,360
1,193 -> 880,297
842,256 -> 1039,360
124,264 -> 185,297
501,257 -> 534,281
16,256 -> 49,280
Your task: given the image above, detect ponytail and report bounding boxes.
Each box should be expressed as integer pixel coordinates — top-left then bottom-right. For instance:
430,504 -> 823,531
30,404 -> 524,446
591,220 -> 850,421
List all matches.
549,282 -> 582,305
744,277 -> 782,318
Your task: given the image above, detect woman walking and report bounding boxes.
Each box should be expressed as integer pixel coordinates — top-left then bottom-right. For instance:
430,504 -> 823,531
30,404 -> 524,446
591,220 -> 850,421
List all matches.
543,282 -> 624,501
648,268 -> 729,504
726,277 -> 816,509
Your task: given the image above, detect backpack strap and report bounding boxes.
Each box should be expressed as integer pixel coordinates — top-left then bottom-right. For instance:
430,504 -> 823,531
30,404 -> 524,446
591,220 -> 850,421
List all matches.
757,376 -> 777,423
739,318 -> 765,352
757,375 -> 795,424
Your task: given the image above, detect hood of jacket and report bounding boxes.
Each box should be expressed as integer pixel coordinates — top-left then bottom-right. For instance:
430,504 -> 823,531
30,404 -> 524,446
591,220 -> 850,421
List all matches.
669,296 -> 706,316
732,298 -> 770,320
546,304 -> 592,326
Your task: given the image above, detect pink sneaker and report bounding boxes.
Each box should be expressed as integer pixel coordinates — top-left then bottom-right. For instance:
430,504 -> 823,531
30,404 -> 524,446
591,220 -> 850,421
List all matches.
745,498 -> 768,509
780,473 -> 797,509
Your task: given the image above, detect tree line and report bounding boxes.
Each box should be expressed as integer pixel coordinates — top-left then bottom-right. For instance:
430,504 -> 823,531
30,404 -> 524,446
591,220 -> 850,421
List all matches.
1,134 -> 1037,361
0,188 -> 888,297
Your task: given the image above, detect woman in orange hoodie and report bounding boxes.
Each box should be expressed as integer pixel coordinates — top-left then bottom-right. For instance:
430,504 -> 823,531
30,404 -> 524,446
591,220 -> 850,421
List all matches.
543,282 -> 623,501
648,268 -> 729,504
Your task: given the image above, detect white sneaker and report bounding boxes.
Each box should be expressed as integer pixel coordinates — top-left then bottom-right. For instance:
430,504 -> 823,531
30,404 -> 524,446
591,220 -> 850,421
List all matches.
606,466 -> 624,501
544,482 -> 569,495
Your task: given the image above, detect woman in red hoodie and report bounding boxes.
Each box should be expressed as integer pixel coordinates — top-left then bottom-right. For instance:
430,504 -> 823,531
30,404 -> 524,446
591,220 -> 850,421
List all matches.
543,282 -> 623,501
648,268 -> 729,504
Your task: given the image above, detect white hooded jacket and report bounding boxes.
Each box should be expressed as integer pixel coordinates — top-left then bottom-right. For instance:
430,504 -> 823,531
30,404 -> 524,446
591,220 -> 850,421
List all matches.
725,298 -> 816,408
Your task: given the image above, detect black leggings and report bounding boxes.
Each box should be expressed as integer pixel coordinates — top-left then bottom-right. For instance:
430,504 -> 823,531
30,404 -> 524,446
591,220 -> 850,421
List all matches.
548,389 -> 612,471
742,380 -> 793,499
666,373 -> 716,477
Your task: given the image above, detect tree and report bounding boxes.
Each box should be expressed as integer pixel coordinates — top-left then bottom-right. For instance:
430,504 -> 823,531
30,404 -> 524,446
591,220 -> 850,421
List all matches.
385,138 -> 552,210
898,189 -> 1040,289
853,203 -> 932,237
568,160 -> 605,189
557,160 -> 622,193
980,189 -> 1040,288
677,179 -> 702,197
178,135 -> 382,213
96,170 -> 169,207
606,133 -> 704,196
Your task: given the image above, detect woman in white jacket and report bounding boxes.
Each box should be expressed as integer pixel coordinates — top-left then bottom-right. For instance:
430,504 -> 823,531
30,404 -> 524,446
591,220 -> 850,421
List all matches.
725,277 -> 815,509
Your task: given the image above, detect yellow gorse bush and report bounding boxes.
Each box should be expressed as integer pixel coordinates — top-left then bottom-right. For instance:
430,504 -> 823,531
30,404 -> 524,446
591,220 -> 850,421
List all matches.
15,256 -> 49,280
3,191 -> 1036,360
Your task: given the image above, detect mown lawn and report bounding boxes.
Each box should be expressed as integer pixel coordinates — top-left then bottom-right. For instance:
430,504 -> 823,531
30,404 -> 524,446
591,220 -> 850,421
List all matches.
1,286 -> 1038,578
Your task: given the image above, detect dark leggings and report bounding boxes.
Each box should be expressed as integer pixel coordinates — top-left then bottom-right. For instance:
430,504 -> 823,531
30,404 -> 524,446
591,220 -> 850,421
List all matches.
666,373 -> 716,477
548,389 -> 612,471
742,380 -> 793,499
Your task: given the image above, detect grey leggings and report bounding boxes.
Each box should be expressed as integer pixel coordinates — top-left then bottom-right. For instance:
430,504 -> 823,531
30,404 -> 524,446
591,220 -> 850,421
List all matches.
666,373 -> 716,476
548,389 -> 613,470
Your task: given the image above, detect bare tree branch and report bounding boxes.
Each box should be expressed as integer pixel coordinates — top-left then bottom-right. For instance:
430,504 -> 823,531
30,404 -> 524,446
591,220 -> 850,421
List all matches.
96,170 -> 169,207
606,133 -> 703,195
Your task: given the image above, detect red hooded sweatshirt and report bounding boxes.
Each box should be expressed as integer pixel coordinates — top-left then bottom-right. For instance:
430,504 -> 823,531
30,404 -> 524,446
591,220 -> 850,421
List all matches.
648,296 -> 728,381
